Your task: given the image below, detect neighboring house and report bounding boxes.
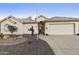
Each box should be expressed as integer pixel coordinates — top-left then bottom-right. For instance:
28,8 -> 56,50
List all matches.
0,15 -> 79,35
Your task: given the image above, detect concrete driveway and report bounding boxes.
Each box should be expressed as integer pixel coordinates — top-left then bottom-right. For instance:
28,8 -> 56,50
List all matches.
39,35 -> 79,55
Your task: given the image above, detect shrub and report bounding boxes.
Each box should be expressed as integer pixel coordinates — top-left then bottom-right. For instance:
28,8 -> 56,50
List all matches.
77,33 -> 79,35
0,33 -> 4,39
7,25 -> 17,34
46,33 -> 48,36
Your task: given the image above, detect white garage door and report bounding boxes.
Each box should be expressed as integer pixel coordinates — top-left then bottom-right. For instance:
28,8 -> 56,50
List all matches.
48,24 -> 74,35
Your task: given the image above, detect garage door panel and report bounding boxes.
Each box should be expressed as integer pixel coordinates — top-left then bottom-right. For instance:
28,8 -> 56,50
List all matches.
48,24 -> 74,35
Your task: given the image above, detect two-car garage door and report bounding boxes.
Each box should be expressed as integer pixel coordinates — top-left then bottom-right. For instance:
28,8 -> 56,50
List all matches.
47,24 -> 75,35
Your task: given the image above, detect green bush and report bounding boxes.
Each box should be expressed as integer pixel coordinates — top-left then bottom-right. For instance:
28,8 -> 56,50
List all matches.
8,25 -> 17,34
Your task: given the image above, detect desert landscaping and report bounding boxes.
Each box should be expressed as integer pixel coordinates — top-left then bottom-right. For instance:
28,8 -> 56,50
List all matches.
0,34 -> 55,55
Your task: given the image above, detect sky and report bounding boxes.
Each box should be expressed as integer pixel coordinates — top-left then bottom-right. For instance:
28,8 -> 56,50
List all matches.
0,3 -> 79,19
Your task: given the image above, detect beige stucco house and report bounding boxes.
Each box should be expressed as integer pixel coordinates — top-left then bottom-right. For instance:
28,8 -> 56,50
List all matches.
0,15 -> 79,35
0,16 -> 38,35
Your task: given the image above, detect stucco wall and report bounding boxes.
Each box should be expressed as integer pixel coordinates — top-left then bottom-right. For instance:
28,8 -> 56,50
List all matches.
1,19 -> 23,34
1,17 -> 79,35
75,23 -> 79,34
23,23 -> 38,34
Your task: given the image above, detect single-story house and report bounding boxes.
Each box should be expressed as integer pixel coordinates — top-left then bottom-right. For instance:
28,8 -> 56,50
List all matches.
0,15 -> 79,35
0,16 -> 38,35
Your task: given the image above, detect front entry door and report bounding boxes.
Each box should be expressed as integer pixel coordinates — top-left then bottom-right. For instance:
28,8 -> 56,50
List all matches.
38,21 -> 45,35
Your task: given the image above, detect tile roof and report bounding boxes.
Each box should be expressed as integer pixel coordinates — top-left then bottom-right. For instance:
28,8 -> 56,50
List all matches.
35,15 -> 48,19
45,16 -> 79,22
20,16 -> 35,22
0,16 -> 36,23
0,15 -> 79,23
0,16 -> 22,23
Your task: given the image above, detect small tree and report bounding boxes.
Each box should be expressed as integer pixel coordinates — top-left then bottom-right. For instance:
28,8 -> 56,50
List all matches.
8,25 -> 17,34
7,25 -> 17,39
